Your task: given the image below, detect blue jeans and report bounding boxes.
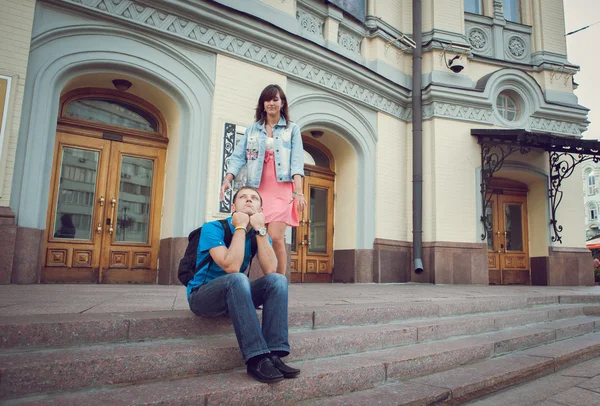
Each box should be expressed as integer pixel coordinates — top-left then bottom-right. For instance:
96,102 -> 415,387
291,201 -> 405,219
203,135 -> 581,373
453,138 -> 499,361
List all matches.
188,272 -> 290,362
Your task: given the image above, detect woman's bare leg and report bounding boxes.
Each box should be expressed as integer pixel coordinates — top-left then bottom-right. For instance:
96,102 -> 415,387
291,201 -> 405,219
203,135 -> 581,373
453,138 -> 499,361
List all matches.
267,221 -> 288,276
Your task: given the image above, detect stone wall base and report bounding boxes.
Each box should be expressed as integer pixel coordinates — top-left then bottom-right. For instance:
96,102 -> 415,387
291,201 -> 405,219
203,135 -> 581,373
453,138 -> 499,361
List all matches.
0,207 -> 17,284
531,247 -> 594,286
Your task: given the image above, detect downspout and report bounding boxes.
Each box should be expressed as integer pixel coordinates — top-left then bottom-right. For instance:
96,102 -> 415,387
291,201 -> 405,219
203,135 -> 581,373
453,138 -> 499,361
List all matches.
412,0 -> 424,274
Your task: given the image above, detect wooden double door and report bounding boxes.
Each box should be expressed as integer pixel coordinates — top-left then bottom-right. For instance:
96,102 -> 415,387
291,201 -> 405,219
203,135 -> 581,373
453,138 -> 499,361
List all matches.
290,174 -> 334,283
42,132 -> 165,283
486,191 -> 530,285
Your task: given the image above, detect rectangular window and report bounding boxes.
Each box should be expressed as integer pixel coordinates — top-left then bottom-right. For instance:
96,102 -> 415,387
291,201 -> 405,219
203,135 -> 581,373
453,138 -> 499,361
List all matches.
465,0 -> 482,14
592,209 -> 597,221
503,0 -> 520,23
589,175 -> 596,195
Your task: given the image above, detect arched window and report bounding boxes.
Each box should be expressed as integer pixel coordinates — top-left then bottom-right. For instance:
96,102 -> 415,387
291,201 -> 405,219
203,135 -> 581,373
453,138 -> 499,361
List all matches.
590,204 -> 598,221
588,171 -> 596,195
65,98 -> 158,132
59,88 -> 166,137
304,144 -> 331,168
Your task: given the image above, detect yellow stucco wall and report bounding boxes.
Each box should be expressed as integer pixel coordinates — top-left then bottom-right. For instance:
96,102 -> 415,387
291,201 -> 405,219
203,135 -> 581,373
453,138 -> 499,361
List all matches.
372,0 -> 405,32
313,131 -> 357,250
376,112 -> 409,241
259,0 -> 296,16
0,0 -> 35,207
206,55 -> 286,221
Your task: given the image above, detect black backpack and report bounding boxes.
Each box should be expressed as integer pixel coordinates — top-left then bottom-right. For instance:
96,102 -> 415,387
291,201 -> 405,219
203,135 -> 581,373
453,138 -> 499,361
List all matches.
178,219 -> 258,286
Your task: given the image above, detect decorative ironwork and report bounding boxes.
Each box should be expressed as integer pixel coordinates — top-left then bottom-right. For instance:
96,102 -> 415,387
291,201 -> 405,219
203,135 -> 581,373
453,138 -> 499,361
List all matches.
549,151 -> 600,243
219,123 -> 237,213
480,142 -> 531,241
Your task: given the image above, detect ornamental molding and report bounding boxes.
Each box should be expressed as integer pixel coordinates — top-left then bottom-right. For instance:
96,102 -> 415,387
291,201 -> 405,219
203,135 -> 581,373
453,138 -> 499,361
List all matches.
60,0 -> 407,119
296,8 -> 323,38
338,29 -> 361,54
423,102 -> 494,123
529,117 -> 582,136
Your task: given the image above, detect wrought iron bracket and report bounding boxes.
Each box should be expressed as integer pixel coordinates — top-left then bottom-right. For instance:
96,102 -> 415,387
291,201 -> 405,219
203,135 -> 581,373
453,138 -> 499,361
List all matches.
480,143 -> 531,241
548,151 -> 600,244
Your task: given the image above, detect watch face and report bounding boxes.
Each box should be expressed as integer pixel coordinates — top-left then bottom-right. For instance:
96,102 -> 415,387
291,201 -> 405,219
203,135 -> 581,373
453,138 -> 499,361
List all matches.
257,227 -> 267,236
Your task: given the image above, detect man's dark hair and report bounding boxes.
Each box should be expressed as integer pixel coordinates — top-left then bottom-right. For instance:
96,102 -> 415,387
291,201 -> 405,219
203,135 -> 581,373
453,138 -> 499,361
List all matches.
233,186 -> 263,206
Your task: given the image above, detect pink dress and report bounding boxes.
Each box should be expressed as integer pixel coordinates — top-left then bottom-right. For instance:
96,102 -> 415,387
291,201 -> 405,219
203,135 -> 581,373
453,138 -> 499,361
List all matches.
258,138 -> 299,226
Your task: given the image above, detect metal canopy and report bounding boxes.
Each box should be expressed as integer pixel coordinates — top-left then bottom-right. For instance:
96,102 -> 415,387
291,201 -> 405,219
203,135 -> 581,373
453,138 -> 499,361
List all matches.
471,129 -> 600,244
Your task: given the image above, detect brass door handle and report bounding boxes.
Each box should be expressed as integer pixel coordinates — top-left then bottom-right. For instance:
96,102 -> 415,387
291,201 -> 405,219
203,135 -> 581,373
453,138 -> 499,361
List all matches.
99,196 -> 105,207
96,223 -> 102,234
108,197 -> 116,235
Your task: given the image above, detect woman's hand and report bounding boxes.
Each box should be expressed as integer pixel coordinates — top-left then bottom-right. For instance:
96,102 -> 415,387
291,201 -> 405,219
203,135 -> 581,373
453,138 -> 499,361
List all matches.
290,194 -> 307,212
220,178 -> 232,201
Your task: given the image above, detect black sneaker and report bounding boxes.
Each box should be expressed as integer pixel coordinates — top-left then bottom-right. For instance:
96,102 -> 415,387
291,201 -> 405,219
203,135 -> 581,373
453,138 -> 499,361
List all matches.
269,354 -> 301,379
247,357 -> 284,383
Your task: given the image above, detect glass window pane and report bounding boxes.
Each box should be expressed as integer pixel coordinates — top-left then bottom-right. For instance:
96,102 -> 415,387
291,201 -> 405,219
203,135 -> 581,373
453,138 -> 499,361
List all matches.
304,144 -> 330,168
53,147 -> 99,240
116,156 -> 154,243
503,0 -> 520,22
505,204 -> 523,251
66,98 -> 158,132
309,187 -> 328,253
465,0 -> 482,14
486,203 -> 494,250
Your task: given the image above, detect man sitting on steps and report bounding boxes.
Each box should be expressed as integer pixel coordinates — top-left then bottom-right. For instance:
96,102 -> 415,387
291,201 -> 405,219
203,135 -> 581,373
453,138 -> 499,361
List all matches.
187,186 -> 300,383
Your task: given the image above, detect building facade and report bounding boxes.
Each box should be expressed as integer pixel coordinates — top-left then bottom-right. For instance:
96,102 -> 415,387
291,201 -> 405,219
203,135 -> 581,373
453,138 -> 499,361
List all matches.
0,0 -> 593,286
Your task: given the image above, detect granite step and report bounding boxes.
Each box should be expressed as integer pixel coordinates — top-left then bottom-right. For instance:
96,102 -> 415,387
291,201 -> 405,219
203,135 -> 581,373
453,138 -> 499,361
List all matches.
301,333 -> 600,406
7,332 -> 600,406
2,314 -> 599,401
0,296 -> 590,350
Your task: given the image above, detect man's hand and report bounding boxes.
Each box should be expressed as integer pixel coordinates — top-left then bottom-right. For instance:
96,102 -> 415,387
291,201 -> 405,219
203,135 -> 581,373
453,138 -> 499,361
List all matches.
249,212 -> 266,230
232,212 -> 250,229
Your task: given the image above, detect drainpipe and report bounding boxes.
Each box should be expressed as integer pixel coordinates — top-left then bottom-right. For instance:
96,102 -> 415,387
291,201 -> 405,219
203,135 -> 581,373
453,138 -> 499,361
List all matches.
412,0 -> 424,274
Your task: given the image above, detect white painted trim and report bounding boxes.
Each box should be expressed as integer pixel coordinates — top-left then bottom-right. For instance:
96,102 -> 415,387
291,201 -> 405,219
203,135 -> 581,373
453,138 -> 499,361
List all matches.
0,74 -> 12,160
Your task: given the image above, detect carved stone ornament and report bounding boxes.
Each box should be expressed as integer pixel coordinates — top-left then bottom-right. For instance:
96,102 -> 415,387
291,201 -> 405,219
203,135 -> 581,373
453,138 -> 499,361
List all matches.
296,9 -> 323,37
468,28 -> 487,50
508,37 -> 526,58
338,30 -> 361,54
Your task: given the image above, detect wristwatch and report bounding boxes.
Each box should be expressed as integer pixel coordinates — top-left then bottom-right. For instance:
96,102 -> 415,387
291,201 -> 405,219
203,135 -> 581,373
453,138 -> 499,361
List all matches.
255,227 -> 268,237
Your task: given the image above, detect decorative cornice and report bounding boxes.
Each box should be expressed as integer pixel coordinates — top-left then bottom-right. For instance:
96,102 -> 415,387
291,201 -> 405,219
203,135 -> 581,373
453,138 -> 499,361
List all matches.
423,102 -> 494,123
338,28 -> 361,54
296,8 -> 323,38
61,0 -> 407,119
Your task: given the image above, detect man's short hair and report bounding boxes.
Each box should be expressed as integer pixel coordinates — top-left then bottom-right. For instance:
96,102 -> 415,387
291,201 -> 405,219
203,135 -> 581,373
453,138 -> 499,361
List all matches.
232,186 -> 263,206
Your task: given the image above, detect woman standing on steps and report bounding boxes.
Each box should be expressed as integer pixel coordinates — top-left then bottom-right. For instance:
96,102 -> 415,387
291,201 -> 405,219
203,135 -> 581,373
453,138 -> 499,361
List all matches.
220,84 -> 306,276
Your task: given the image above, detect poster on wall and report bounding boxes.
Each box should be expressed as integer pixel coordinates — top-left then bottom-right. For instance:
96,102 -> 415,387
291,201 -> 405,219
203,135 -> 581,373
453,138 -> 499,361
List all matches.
220,123 -> 248,213
327,0 -> 366,22
0,76 -> 11,159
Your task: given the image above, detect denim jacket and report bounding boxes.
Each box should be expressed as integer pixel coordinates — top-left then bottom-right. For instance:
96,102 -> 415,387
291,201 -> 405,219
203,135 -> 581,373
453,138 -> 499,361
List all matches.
226,117 -> 305,187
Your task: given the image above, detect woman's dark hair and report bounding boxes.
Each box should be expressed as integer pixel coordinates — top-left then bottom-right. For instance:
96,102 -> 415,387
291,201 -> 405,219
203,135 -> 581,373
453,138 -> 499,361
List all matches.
254,84 -> 290,127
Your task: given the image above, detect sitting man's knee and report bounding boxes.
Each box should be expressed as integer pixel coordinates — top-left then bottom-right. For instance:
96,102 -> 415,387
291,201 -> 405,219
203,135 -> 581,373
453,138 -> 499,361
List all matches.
264,272 -> 288,288
225,272 -> 251,288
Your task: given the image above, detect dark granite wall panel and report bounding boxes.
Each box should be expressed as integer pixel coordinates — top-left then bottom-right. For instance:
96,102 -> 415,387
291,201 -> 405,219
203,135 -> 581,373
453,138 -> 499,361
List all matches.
12,227 -> 44,284
0,207 -> 16,284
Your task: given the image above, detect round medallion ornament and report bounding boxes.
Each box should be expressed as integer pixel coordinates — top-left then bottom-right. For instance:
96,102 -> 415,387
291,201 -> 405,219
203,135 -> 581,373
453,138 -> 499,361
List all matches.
469,28 -> 487,50
508,37 -> 526,58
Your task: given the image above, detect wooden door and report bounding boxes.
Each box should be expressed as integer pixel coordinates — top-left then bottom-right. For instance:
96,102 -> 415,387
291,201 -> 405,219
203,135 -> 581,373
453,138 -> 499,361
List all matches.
290,175 -> 335,283
42,132 -> 165,283
486,193 -> 530,285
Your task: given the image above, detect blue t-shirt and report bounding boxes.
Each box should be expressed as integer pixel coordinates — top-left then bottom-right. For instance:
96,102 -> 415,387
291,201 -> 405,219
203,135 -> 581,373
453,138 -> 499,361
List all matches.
186,217 -> 271,298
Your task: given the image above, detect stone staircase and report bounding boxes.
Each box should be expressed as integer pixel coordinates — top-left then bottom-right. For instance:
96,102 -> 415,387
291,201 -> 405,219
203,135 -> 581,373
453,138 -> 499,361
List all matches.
1,294 -> 600,405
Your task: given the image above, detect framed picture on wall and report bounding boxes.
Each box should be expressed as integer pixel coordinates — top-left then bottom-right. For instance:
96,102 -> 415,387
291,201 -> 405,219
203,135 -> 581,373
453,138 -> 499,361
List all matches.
219,122 -> 248,213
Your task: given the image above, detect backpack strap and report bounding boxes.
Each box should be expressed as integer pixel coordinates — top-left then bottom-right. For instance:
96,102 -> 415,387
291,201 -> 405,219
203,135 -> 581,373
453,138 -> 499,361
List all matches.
219,219 -> 233,247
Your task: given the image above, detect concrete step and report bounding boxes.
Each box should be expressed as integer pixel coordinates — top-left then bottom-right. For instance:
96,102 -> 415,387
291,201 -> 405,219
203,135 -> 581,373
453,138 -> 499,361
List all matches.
301,333 -> 600,406
7,332 -> 600,406
2,314 -> 599,401
0,296 -> 590,350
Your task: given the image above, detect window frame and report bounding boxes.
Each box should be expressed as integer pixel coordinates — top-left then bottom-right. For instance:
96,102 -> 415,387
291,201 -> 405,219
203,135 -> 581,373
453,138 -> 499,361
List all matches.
464,0 -> 483,15
496,91 -> 521,122
503,0 -> 521,23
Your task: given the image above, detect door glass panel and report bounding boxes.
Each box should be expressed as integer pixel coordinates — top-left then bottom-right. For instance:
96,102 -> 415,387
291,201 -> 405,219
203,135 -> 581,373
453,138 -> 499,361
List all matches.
53,147 -> 99,240
485,202 -> 494,251
309,187 -> 328,253
505,204 -> 523,251
291,227 -> 297,253
116,156 -> 154,243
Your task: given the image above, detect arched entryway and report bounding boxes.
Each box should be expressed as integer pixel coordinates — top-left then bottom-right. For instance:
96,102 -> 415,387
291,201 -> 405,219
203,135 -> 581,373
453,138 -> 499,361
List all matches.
42,88 -> 167,283
290,137 -> 335,283
485,177 -> 530,285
